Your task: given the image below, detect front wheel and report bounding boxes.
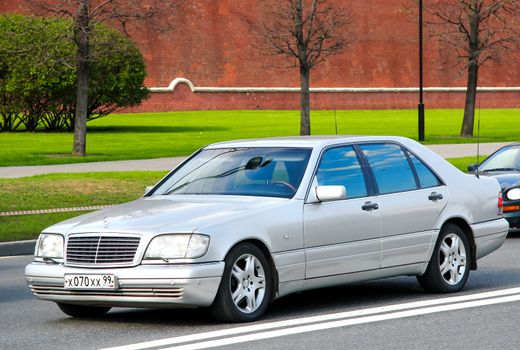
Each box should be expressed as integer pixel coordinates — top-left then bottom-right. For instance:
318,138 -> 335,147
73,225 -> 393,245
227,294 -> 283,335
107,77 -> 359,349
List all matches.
417,223 -> 471,293
210,243 -> 272,322
57,303 -> 111,318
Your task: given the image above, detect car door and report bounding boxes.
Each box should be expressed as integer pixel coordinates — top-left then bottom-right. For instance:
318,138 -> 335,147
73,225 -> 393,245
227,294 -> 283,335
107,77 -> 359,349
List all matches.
303,145 -> 381,279
359,143 -> 448,268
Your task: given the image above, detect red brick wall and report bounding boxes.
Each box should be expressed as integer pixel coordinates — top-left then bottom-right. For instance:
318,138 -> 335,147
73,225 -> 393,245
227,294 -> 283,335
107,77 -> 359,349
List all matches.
3,0 -> 520,111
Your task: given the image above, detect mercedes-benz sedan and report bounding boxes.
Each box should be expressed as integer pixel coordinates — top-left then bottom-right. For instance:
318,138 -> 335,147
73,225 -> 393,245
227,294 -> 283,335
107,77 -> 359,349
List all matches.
26,136 -> 509,322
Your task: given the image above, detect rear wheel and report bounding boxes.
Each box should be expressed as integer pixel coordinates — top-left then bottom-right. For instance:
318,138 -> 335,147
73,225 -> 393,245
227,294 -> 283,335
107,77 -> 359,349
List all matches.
57,303 -> 111,318
210,243 -> 272,322
417,223 -> 470,293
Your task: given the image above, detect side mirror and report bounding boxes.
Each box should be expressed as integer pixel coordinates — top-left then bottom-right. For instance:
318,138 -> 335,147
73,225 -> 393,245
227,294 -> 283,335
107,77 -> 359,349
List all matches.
144,186 -> 154,196
315,185 -> 347,202
467,164 -> 479,172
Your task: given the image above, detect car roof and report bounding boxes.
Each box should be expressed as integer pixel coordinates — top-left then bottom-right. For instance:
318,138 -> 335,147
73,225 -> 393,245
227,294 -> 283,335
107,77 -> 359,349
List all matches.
205,135 -> 415,149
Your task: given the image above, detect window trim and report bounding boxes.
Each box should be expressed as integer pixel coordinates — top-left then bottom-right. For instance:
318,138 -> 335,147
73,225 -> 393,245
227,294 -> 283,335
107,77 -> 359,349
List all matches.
353,143 -> 378,196
357,141 -> 446,196
403,148 -> 422,189
305,141 -> 447,202
145,148 -> 203,197
152,146 -> 313,199
305,143 -> 373,202
405,149 -> 445,190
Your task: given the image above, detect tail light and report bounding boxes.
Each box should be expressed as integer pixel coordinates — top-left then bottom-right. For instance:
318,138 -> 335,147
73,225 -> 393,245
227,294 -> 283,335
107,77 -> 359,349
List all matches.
498,192 -> 503,215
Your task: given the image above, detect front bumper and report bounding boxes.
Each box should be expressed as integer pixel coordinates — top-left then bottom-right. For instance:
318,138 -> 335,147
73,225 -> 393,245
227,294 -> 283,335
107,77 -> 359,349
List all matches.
25,261 -> 224,308
504,211 -> 520,228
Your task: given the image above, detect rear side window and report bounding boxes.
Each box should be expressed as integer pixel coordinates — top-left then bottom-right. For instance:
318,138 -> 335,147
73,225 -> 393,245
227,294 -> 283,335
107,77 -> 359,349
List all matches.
316,146 -> 368,198
360,143 -> 417,194
408,152 -> 442,188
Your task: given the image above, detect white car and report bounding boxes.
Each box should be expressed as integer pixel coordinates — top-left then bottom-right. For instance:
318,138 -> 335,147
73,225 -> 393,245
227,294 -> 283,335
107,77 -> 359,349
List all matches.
26,136 -> 508,322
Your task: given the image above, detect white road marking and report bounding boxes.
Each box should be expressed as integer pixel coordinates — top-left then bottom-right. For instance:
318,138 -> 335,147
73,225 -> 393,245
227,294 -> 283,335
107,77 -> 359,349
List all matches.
160,294 -> 520,350
100,287 -> 520,350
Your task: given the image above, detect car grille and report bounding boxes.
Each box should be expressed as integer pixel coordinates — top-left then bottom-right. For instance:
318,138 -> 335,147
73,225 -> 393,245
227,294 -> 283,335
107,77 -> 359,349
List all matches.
66,235 -> 140,266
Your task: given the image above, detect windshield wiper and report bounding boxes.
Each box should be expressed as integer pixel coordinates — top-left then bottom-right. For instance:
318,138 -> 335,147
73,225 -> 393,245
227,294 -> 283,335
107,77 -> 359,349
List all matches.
164,164 -> 249,194
161,149 -> 241,194
163,155 -> 270,195
481,167 -> 520,172
42,257 -> 61,264
165,174 -> 221,194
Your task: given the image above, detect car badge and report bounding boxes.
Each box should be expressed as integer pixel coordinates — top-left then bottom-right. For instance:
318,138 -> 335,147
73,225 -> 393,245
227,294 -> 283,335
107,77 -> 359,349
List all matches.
103,216 -> 110,226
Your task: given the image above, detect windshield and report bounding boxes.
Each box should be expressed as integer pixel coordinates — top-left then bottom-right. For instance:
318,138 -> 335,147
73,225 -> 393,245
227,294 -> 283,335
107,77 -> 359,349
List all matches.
480,145 -> 520,172
152,147 -> 312,198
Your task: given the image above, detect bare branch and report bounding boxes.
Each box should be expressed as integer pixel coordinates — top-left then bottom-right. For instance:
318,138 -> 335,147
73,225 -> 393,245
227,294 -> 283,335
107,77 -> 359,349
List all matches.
255,0 -> 352,136
418,0 -> 520,69
259,0 -> 350,70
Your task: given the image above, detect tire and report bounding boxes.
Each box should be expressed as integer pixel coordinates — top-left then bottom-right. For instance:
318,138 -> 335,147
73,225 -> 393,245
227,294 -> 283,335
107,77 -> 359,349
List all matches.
57,303 -> 111,318
417,223 -> 471,293
210,243 -> 272,322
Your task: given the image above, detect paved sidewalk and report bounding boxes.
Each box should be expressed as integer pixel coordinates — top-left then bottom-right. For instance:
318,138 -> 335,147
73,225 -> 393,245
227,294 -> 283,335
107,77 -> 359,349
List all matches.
0,156 -> 186,178
0,142 -> 512,179
427,142 -> 510,158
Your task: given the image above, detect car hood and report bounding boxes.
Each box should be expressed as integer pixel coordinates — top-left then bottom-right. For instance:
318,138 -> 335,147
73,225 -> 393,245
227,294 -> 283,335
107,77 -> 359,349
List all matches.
481,172 -> 520,190
45,195 -> 288,235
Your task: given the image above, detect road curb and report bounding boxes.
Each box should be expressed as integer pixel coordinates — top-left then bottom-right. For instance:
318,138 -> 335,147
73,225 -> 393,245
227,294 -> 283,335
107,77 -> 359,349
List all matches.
0,240 -> 36,257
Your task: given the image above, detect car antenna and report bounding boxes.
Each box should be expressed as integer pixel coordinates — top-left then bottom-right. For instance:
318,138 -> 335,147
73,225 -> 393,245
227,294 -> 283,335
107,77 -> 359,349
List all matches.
334,104 -> 338,135
476,99 -> 481,178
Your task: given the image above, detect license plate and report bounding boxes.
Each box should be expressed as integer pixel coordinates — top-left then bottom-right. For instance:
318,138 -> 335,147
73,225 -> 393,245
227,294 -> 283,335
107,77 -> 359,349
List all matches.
64,274 -> 116,289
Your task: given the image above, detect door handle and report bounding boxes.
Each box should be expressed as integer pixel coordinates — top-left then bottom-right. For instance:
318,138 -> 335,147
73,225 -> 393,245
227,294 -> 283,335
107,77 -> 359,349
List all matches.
428,192 -> 443,201
362,202 -> 379,211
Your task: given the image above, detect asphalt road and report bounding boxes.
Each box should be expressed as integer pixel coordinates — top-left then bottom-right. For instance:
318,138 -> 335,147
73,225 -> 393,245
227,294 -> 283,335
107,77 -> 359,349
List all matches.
2,233 -> 520,350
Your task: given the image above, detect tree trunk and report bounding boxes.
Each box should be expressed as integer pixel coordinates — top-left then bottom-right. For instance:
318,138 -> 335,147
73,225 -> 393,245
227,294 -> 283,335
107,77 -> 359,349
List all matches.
72,0 -> 89,156
299,67 -> 311,135
460,3 -> 479,138
295,0 -> 311,136
461,61 -> 478,137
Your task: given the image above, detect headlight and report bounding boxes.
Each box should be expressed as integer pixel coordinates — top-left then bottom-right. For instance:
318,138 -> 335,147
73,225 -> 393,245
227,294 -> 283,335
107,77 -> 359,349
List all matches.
144,234 -> 210,260
36,233 -> 64,259
506,188 -> 520,201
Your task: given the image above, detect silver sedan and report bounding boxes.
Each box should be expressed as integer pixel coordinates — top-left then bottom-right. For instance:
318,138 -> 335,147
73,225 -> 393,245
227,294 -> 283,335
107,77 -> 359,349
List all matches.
25,136 -> 509,322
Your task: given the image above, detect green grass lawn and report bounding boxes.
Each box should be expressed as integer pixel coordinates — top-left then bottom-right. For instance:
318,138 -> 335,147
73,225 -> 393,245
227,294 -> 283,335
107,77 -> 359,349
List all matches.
0,171 -> 167,242
0,212 -> 81,242
445,156 -> 485,172
0,156 -> 477,242
0,171 -> 167,212
0,109 -> 518,166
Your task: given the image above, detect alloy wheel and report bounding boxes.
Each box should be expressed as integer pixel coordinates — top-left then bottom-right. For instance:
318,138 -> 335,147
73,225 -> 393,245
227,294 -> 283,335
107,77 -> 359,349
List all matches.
438,233 -> 467,286
229,253 -> 266,313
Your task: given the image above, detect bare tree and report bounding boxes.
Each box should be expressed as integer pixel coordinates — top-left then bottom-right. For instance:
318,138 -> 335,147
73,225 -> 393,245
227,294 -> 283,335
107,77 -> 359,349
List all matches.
260,0 -> 350,136
422,0 -> 520,137
27,0 -> 179,156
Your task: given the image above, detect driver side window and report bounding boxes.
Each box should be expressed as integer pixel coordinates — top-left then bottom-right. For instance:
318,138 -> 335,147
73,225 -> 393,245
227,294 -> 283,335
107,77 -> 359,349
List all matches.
316,146 -> 368,199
